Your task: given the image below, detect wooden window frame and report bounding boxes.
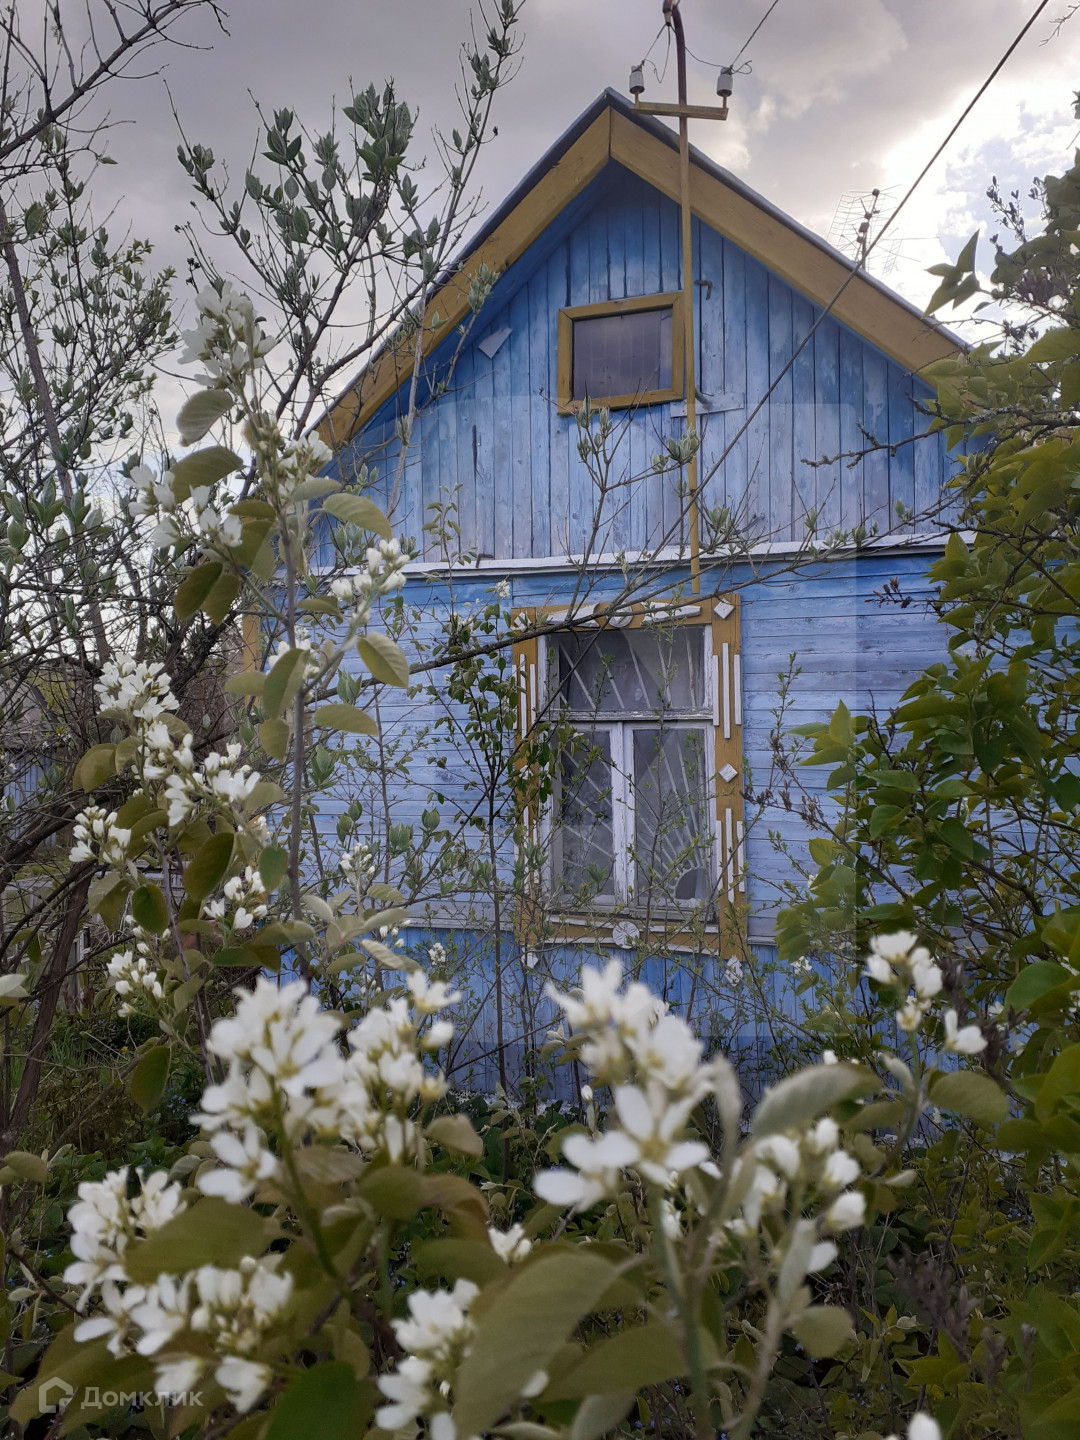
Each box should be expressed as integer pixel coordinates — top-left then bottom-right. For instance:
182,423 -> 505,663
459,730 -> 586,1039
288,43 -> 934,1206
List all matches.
512,596 -> 745,956
556,292 -> 686,414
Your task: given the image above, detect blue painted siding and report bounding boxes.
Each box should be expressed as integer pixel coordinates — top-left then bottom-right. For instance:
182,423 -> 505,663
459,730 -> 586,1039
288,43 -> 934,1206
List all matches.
329,165 -> 953,562
320,158 -> 957,1081
328,550 -> 944,1088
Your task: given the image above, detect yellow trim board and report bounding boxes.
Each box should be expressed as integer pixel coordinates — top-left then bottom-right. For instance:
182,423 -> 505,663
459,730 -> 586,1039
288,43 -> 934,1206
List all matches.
323,100 -> 960,449
608,110 -> 956,376
318,109 -> 612,450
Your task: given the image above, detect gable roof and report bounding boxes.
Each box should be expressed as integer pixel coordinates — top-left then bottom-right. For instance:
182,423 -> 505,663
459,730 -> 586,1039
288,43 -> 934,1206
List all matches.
319,89 -> 961,449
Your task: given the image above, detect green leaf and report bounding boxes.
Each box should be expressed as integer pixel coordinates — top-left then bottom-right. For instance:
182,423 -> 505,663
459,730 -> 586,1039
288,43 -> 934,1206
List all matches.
315,702 -> 379,735
224,669 -> 267,697
175,561 -> 223,620
929,1068 -> 1008,1126
202,570 -> 241,624
753,1064 -> 877,1138
183,831 -> 234,903
1,1150 -> 48,1184
88,874 -> 130,928
357,632 -> 410,687
1026,326 -> 1080,364
129,1045 -> 171,1112
322,493 -> 392,538
1034,1044 -> 1080,1122
131,883 -> 169,934
1005,961 -> 1070,1013
426,1114 -> 484,1158
124,1198 -> 277,1283
260,718 -> 292,761
790,1304 -> 855,1357
453,1251 -> 617,1440
358,1165 -> 425,1219
264,645 -> 308,717
176,389 -> 234,445
169,446 -> 243,499
74,743 -> 118,791
570,1394 -> 635,1440
545,1322 -> 687,1399
265,1363 -> 373,1440
413,1238 -> 507,1286
259,845 -> 289,891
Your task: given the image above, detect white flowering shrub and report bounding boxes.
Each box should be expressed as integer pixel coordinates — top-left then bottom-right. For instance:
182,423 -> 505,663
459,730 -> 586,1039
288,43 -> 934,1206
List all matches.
3,282 -> 984,1440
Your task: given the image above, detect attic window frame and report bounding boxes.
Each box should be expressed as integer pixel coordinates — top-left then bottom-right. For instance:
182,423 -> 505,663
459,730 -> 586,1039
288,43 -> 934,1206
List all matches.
557,291 -> 685,414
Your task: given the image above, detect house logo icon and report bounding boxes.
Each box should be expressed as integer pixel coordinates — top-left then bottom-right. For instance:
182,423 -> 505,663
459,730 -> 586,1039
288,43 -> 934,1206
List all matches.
38,1377 -> 74,1413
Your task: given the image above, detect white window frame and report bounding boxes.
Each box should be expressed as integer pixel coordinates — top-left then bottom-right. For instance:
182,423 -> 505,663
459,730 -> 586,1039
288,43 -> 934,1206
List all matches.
542,628 -> 720,914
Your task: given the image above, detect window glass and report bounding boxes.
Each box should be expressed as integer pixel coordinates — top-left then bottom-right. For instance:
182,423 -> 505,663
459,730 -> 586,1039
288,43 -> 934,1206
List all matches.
632,727 -> 711,903
571,306 -> 673,401
557,731 -> 616,898
557,627 -> 705,716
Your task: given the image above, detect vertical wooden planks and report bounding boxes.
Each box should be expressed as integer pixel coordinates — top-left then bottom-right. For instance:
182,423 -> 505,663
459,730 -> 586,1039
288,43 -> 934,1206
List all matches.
528,268 -> 552,558
813,317 -> 841,533
623,174 -> 651,552
721,241 -> 747,523
472,329 -> 496,561
659,189 -> 681,294
509,285 -> 532,558
548,242 -> 571,557
767,276 -> 794,542
434,358 -> 459,553
744,257 -> 771,539
492,305 -> 513,559
838,326 -> 864,536
912,378 -> 940,524
791,294 -> 817,538
588,191 -> 609,305
697,220 -> 725,401
641,183 -> 666,548
567,217 -> 593,554
861,346 -> 890,535
453,344 -> 477,557
887,361 -> 915,533
607,183 -> 628,302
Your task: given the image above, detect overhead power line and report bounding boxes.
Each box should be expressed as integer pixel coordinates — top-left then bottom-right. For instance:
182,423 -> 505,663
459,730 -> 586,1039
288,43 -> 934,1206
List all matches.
699,0 -> 1053,495
731,0 -> 782,67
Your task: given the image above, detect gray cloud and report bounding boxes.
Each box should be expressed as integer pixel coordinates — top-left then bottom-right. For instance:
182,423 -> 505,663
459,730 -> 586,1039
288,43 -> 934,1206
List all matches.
78,0 -> 1079,330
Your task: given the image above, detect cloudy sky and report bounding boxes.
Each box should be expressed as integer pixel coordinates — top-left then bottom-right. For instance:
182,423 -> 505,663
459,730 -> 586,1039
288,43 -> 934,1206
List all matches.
87,0 -> 1079,337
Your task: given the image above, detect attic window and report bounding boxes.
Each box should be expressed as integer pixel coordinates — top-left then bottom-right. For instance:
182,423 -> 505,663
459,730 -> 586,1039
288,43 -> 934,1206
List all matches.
557,292 -> 684,412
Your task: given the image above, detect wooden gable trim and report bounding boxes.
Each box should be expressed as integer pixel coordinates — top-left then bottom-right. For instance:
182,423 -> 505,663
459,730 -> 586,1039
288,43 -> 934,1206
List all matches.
318,109 -> 612,450
608,109 -> 958,376
322,98 -> 960,450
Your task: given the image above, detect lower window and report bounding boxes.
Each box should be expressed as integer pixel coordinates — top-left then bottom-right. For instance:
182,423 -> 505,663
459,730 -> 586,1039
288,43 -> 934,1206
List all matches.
552,624 -> 716,912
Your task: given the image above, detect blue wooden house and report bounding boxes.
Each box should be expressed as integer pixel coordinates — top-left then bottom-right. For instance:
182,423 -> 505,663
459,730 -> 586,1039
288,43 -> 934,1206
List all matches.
317,90 -> 960,1073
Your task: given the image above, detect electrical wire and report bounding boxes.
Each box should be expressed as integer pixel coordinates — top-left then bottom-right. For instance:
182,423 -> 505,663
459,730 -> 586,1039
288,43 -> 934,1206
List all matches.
731,0 -> 782,67
682,0 -> 782,73
698,0 -> 1054,494
638,18 -> 672,87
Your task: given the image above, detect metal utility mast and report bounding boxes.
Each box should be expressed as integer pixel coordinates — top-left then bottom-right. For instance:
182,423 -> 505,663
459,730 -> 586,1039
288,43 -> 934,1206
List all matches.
629,0 -> 732,595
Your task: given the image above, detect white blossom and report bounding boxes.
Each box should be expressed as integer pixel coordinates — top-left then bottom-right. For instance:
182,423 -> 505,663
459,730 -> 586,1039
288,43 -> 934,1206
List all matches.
824,1190 -> 866,1232
216,1356 -> 272,1413
487,1223 -> 532,1264
70,806 -> 132,867
534,1129 -> 638,1210
96,656 -> 179,723
377,1280 -> 478,1435
906,1414 -> 942,1440
942,1009 -> 987,1055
